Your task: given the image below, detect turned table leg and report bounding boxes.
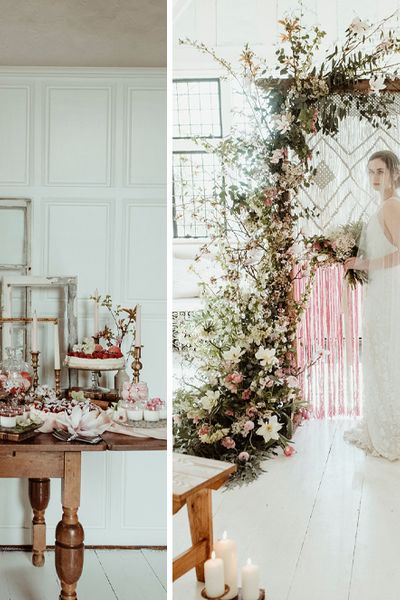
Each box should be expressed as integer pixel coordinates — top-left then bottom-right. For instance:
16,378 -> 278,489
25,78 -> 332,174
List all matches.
55,453 -> 84,600
187,488 -> 213,582
28,477 -> 50,567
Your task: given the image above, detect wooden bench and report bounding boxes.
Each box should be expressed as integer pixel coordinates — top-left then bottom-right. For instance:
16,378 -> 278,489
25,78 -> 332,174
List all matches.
173,453 -> 236,582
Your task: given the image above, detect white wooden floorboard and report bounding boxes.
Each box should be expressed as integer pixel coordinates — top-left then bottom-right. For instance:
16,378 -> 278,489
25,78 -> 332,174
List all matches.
287,421 -> 365,600
349,455 -> 400,600
142,549 -> 167,589
95,549 -> 166,600
0,549 -> 166,600
0,550 -> 60,600
173,419 -> 339,600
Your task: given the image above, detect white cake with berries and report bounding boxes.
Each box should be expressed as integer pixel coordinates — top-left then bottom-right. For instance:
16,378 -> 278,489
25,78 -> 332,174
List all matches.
65,339 -> 125,371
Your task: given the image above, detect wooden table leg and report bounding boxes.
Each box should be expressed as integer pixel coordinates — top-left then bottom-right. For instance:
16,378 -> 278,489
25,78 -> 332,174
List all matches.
55,453 -> 84,600
187,488 -> 213,582
28,477 -> 50,567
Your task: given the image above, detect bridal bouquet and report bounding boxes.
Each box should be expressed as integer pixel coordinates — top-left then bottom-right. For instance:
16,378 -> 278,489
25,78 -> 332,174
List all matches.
306,221 -> 368,287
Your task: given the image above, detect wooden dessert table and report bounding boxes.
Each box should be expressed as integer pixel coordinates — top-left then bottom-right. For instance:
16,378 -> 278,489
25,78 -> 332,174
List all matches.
173,453 -> 236,582
0,432 -> 166,600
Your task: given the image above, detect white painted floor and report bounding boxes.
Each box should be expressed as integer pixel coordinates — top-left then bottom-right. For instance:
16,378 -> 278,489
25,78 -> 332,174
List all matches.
174,418 -> 400,600
0,548 -> 166,600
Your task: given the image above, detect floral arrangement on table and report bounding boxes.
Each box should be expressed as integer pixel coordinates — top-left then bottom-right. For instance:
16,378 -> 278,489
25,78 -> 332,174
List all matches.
306,221 -> 368,287
174,13 -> 400,484
90,293 -> 137,361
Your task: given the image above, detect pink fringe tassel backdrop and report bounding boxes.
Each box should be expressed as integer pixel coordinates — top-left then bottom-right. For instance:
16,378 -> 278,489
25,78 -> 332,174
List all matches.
295,264 -> 363,418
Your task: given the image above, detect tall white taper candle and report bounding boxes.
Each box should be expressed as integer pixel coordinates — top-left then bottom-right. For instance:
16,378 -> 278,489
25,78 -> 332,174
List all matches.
94,288 -> 99,335
32,311 -> 38,352
54,322 -> 60,370
135,304 -> 141,346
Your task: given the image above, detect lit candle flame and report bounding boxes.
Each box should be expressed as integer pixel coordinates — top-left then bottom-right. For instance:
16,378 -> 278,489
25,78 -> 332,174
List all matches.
247,558 -> 252,565
211,551 -> 216,560
222,531 -> 227,540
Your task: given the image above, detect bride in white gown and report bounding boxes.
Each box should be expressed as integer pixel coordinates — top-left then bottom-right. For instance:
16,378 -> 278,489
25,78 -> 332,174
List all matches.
344,150 -> 400,459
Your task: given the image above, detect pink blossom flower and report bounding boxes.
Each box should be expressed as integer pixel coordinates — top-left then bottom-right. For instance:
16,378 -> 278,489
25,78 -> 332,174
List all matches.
198,425 -> 209,437
284,445 -> 296,457
225,409 -> 235,417
192,416 -> 200,424
230,372 -> 243,384
266,380 -> 274,388
221,437 -> 236,449
243,420 -> 255,432
241,389 -> 251,401
238,451 -> 250,461
246,406 -> 258,418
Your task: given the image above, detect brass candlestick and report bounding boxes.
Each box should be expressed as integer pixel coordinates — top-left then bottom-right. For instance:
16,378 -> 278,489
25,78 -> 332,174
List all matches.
54,369 -> 61,397
31,351 -> 40,390
131,346 -> 143,383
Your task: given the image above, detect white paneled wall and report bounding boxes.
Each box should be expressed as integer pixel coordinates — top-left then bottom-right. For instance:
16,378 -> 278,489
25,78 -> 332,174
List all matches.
0,67 -> 166,545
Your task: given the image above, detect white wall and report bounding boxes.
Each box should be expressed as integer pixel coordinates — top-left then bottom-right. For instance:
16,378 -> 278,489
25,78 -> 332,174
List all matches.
173,0 -> 400,70
0,67 -> 166,545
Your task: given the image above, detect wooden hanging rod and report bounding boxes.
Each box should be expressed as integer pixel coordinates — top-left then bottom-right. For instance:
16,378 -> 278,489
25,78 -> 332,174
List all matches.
0,317 -> 58,324
256,77 -> 400,94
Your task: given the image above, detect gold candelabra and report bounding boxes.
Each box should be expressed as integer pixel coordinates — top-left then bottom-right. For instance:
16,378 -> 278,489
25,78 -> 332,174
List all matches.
131,346 -> 143,383
31,351 -> 40,390
54,369 -> 61,397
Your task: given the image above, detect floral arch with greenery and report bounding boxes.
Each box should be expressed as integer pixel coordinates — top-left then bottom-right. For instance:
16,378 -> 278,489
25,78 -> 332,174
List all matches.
174,14 -> 400,485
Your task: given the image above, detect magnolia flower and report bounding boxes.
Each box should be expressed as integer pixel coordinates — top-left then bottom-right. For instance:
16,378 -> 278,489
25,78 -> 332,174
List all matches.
369,74 -> 386,94
223,346 -> 244,363
270,148 -> 286,164
273,113 -> 293,134
256,415 -> 282,443
255,346 -> 278,367
82,337 -> 96,355
56,405 -> 110,438
201,390 -> 220,411
349,17 -> 368,35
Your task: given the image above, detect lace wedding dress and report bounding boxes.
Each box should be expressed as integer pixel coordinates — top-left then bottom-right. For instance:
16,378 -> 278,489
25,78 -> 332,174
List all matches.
344,204 -> 400,459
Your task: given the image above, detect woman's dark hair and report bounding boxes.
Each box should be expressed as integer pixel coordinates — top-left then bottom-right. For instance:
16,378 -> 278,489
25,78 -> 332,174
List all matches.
369,150 -> 400,188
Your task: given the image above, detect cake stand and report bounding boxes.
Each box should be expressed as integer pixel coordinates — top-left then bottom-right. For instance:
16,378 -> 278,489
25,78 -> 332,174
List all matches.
67,363 -> 123,397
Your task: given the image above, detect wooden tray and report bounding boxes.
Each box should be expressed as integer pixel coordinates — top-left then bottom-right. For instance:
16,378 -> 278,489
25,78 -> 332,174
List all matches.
0,422 -> 42,442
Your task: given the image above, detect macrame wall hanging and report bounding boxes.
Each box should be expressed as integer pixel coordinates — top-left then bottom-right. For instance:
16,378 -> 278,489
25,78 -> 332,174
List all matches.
296,95 -> 400,418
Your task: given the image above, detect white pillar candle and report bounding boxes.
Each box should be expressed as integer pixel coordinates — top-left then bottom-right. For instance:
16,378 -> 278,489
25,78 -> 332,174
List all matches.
214,531 -> 238,599
54,322 -> 60,370
32,311 -> 38,352
241,558 -> 260,600
135,304 -> 141,346
94,289 -> 99,335
204,551 -> 225,598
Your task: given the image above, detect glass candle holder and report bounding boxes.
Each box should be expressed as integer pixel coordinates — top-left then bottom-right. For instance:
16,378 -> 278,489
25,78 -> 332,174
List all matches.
0,407 -> 17,428
143,407 -> 159,422
123,401 -> 143,422
158,401 -> 167,420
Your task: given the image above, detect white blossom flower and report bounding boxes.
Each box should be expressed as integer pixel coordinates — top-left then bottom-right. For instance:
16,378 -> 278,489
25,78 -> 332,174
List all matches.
223,346 -> 244,363
349,17 -> 368,35
255,346 -> 278,367
201,390 -> 220,411
270,148 -> 286,164
272,113 -> 293,134
287,375 -> 299,389
369,74 -> 386,94
256,415 -> 282,443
